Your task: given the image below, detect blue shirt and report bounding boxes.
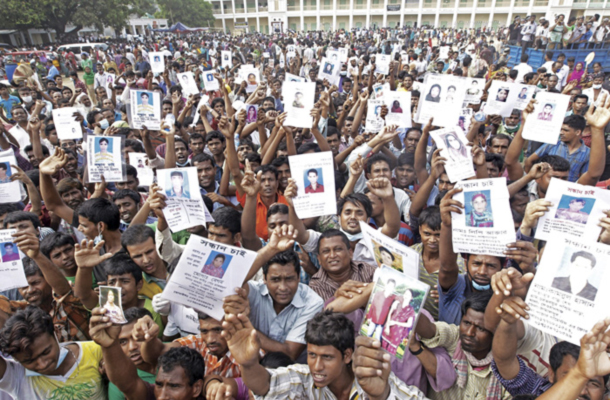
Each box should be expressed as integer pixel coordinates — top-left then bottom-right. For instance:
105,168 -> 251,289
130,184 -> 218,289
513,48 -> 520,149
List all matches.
46,65 -> 60,80
438,274 -> 472,325
534,140 -> 590,182
491,357 -> 551,397
0,95 -> 21,119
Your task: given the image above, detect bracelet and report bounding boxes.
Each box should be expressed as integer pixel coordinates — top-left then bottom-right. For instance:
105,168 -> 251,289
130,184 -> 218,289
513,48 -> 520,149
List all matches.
409,343 -> 424,356
203,377 -> 223,393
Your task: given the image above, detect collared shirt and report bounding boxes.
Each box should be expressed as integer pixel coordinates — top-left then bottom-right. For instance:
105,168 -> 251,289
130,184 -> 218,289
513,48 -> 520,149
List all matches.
534,140 -> 590,182
175,335 -> 241,378
247,280 -> 323,344
422,322 -> 511,400
199,181 -> 238,211
303,229 -> 376,266
309,261 -> 376,302
236,191 -> 289,241
139,271 -> 166,302
258,364 -> 428,400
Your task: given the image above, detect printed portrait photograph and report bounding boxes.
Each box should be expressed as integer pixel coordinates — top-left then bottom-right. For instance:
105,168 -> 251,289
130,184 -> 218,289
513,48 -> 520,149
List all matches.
464,190 -> 494,228
537,103 -> 555,121
466,80 -> 480,95
246,105 -> 258,124
323,62 -> 334,75
94,137 -> 115,165
165,170 -> 191,199
496,87 -> 509,103
136,91 -> 155,115
390,100 -> 403,114
99,286 -> 127,324
201,250 -> 233,279
0,242 -> 19,263
440,132 -> 468,162
360,273 -> 426,358
444,85 -> 456,103
0,162 -> 12,184
153,55 -> 161,62
425,84 -> 441,103
554,195 -> 595,224
292,91 -> 305,109
247,72 -> 258,86
372,240 -> 403,272
518,87 -> 529,100
304,168 -> 325,194
551,247 -> 601,302
206,73 -> 214,82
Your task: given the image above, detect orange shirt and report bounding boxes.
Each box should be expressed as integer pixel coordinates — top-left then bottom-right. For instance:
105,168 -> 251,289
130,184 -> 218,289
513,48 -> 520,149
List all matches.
237,191 -> 288,241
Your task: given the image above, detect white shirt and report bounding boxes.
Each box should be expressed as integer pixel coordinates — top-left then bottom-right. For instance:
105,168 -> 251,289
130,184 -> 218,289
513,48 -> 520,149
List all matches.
583,87 -> 610,106
513,62 -> 533,84
521,22 -> 537,41
8,124 -> 31,158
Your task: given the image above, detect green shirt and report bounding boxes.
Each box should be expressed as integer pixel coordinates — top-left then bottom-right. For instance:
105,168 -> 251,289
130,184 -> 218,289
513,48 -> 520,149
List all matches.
146,221 -> 191,245
142,296 -> 165,338
108,368 -> 156,400
83,71 -> 95,85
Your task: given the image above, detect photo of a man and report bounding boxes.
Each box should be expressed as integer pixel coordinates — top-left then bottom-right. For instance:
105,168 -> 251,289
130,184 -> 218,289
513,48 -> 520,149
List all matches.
94,138 -> 115,165
552,250 -> 598,301
365,279 -> 397,341
293,92 -> 305,108
304,168 -> 324,194
0,163 -> 12,184
201,252 -> 231,279
166,171 -> 191,199
137,159 -> 145,169
137,92 -> 154,115
1,243 -> 19,263
555,197 -> 591,224
153,55 -> 161,63
206,73 -> 214,82
537,103 -> 554,121
518,87 -> 529,100
466,80 -> 480,96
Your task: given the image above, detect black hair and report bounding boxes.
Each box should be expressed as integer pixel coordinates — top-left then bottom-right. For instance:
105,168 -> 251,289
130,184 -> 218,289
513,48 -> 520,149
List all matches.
262,249 -> 300,277
378,246 -> 394,260
189,132 -> 205,142
206,130 -> 226,144
297,142 -> 321,154
112,189 -> 141,205
485,153 -> 504,172
210,207 -> 241,235
77,198 -> 121,231
40,232 -> 76,259
570,250 -> 596,267
244,152 -> 262,165
3,211 -> 40,230
158,347 -> 205,387
0,204 -> 19,218
573,94 -> 589,103
104,252 -> 143,283
267,204 -> 289,220
260,351 -> 295,368
24,145 -> 50,156
492,134 -> 512,146
520,53 -> 529,63
124,307 -> 153,325
365,153 -> 390,175
563,114 -> 586,132
535,155 -> 570,172
397,152 -> 415,168
191,152 -> 216,167
317,229 -> 350,253
337,193 -> 372,218
461,291 -> 493,317
305,310 -> 354,356
549,341 -> 580,374
256,164 -> 279,179
270,156 -> 289,170
125,139 -> 145,153
419,205 -> 441,231
121,222 -> 155,248
0,306 -> 54,356
213,254 -> 226,261
125,164 -> 138,179
306,168 -> 318,176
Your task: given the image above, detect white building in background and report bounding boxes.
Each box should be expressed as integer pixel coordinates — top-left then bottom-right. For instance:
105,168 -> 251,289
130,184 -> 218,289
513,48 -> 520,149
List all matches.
211,0 -> 610,33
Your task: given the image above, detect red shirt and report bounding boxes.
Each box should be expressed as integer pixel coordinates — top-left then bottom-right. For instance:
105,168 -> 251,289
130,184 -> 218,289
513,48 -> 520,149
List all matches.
368,291 -> 396,325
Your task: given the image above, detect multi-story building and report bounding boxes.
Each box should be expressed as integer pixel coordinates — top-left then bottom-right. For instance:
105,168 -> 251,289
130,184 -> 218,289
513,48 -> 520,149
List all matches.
211,0 -> 609,34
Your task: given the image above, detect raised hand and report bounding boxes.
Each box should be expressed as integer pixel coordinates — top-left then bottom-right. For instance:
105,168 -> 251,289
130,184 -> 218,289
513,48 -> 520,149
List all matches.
349,153 -> 365,177
439,187 -> 464,227
366,177 -> 394,200
12,230 -> 40,259
267,224 -> 298,253
74,239 -> 114,269
471,144 -> 486,166
39,147 -> 68,176
527,162 -> 551,180
283,178 -> 298,206
577,318 -> 610,380
496,296 -> 530,325
503,241 -> 538,275
132,314 -> 160,342
521,199 -> 553,233
9,165 -> 33,186
585,92 -> 610,129
522,98 -> 537,123
241,159 -> 262,198
430,149 -> 447,179
223,287 -> 250,316
353,336 -> 391,399
89,307 -> 121,348
491,267 -> 534,298
221,313 -> 261,368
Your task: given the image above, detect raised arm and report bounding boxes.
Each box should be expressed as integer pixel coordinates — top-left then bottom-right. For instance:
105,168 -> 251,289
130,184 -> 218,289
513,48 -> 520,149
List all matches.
438,188 -> 463,290
505,100 -> 536,181
39,148 -> 75,224
415,118 -> 433,185
579,93 -> 610,186
240,160 -> 263,251
73,240 -> 114,309
411,150 -> 445,218
368,178 -> 401,238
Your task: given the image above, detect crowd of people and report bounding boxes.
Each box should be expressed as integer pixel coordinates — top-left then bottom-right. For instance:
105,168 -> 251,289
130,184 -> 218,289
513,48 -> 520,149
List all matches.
0,18 -> 609,400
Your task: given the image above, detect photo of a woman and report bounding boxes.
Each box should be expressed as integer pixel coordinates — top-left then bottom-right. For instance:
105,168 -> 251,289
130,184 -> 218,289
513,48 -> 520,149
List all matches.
466,192 -> 494,228
425,84 -> 441,103
391,100 -> 403,114
496,87 -> 509,102
100,287 -> 127,324
382,289 -> 416,353
442,132 -> 468,161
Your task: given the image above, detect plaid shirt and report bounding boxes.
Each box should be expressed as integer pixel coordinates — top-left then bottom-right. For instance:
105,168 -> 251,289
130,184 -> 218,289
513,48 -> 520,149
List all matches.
534,140 -> 590,182
175,335 -> 241,378
309,261 -> 376,302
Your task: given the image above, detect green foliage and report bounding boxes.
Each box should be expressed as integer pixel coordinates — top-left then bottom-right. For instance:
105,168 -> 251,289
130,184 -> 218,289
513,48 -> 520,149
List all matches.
156,0 -> 215,27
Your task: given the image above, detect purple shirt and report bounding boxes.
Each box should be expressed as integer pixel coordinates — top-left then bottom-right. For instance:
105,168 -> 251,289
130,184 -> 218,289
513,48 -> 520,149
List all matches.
201,263 -> 226,278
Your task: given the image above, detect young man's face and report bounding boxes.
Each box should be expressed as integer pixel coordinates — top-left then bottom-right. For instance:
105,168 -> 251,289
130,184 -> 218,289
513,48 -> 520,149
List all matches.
114,196 -> 139,223
194,160 -> 216,189
6,220 -> 38,237
394,164 -> 416,188
380,250 -> 393,266
486,162 -> 500,178
467,255 -> 502,289
326,134 -> 341,156
12,332 -> 60,375
367,160 -> 391,180
107,273 -> 141,307
198,317 -> 229,357
77,216 -> 99,240
190,137 -> 205,155
260,171 -> 278,198
237,144 -> 253,162
419,224 -> 440,253
174,142 -> 189,165
116,175 -> 139,192
276,163 -> 291,191
307,172 -> 318,186
307,343 -> 352,389
154,365 -> 202,400
206,138 -> 225,156
339,201 -> 367,234
490,138 -> 509,156
404,130 -> 421,153
61,188 -> 85,210
264,262 -> 299,307
171,175 -> 184,192
459,308 -> 492,357
119,322 -> 148,367
48,244 -> 76,273
19,272 -> 53,308
207,224 -> 238,246
568,200 -> 585,212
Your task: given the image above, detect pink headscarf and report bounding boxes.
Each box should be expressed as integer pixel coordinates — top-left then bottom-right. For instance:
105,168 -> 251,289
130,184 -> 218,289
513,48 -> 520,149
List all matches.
568,62 -> 585,89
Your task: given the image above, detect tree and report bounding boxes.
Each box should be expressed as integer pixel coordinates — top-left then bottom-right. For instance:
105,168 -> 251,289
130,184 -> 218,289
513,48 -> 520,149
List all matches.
156,0 -> 215,27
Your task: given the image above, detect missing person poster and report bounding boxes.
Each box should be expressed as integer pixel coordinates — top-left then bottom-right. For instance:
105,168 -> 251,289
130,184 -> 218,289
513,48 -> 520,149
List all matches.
384,91 -> 412,128
485,81 -> 535,117
366,99 -> 385,133
464,78 -> 484,105
288,151 -> 337,218
450,178 -> 516,257
130,90 -> 161,130
373,83 -> 390,99
0,229 -> 26,292
522,91 -> 571,144
374,54 -> 391,75
202,70 -> 220,92
360,222 -> 420,279
221,50 -> 232,68
415,74 -> 466,127
284,81 -> 315,129
128,152 -> 154,186
535,178 -> 610,242
317,56 -> 341,86
429,127 -> 474,182
0,150 -> 21,203
190,95 -> 210,127
360,266 -> 429,360
241,67 -> 260,93
525,234 -> 610,345
285,73 -> 305,83
162,235 -> 255,321
157,167 -> 214,232
178,72 -> 200,96
338,47 -> 348,62
150,52 -> 165,74
87,135 -> 126,183
52,108 -> 82,140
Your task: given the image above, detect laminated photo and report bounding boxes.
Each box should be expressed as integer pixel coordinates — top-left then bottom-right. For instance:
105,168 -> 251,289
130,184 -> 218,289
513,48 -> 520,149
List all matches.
0,150 -> 21,203
384,91 -> 412,128
535,178 -> 610,242
162,235 -> 256,321
450,178 -> 516,257
288,151 -> 337,218
99,286 -> 127,324
203,70 -> 220,92
245,104 -> 259,124
366,99 -> 385,133
87,136 -> 126,183
526,234 -> 610,345
429,126 -> 474,183
360,266 -> 429,360
130,90 -> 161,130
522,91 -> 571,144
284,81 -> 315,129
0,229 -> 26,292
150,52 -> 165,74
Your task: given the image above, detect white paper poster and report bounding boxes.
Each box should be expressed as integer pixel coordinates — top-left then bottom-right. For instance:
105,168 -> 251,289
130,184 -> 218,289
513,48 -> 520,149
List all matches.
526,234 -> 610,345
157,167 -> 214,232
327,50 -> 340,64
162,235 -> 255,321
360,222 -> 420,279
288,151 -> 337,218
373,83 -> 390,99
375,54 -> 391,75
338,47 -> 348,62
0,229 -> 26,292
317,57 -> 341,86
415,74 -> 466,127
284,81 -> 315,129
458,108 -> 473,133
366,99 -> 385,133
429,126 -> 474,182
128,152 -> 154,186
464,78 -> 485,105
0,150 -> 21,203
177,72 -> 200,96
150,52 -> 165,74
87,135 -> 125,183
522,91 -> 571,145
190,95 -> 210,127
285,73 -> 305,83
202,70 -> 220,92
451,178 -> 516,256
130,90 -> 161,130
221,51 -> 232,68
240,67 -> 259,93
485,81 -> 536,117
384,91 -> 412,128
52,108 -> 82,140
439,46 -> 450,60
534,178 -> 610,242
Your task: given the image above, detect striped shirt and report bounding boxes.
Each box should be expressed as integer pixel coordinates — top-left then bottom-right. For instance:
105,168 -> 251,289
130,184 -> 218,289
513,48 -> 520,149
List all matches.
534,140 -> 590,182
491,357 -> 552,397
257,363 -> 429,400
309,261 -> 377,302
175,335 -> 241,378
